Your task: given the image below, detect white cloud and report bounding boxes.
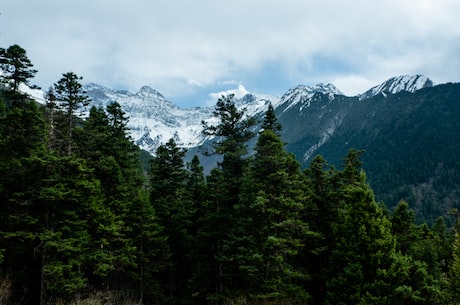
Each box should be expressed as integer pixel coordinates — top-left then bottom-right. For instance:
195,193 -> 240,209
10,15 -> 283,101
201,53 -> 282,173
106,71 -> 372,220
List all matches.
2,0 -> 460,106
332,75 -> 375,97
209,84 -> 249,102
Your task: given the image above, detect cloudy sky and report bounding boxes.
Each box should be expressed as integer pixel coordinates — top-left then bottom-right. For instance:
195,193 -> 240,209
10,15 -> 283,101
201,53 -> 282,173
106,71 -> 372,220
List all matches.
2,0 -> 460,107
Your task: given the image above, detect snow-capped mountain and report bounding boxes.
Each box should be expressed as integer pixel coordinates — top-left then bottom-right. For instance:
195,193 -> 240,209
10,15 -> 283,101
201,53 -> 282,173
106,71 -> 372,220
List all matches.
274,74 -> 436,163
83,74 -> 434,156
19,74 -> 436,157
85,83 -> 212,154
280,83 -> 343,112
359,74 -> 433,100
84,84 -> 280,154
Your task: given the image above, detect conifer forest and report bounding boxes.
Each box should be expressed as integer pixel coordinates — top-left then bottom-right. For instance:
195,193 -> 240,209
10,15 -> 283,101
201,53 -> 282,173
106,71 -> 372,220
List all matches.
2,44 -> 460,305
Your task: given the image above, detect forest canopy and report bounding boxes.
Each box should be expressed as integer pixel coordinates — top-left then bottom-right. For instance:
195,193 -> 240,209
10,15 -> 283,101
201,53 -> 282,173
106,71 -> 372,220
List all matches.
1,44 -> 459,305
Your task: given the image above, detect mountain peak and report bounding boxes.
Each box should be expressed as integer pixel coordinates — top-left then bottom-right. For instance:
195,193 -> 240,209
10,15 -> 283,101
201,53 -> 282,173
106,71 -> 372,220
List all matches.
137,86 -> 165,99
280,82 -> 343,112
85,82 -> 106,91
359,74 -> 433,100
290,83 -> 343,96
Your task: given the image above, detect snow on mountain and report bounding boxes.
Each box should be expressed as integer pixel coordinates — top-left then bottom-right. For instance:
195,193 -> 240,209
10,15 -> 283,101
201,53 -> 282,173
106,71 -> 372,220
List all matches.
359,74 -> 433,100
207,85 -> 282,117
84,84 -> 279,154
85,84 -> 212,154
281,83 -> 343,112
15,74 -> 438,157
18,83 -> 46,104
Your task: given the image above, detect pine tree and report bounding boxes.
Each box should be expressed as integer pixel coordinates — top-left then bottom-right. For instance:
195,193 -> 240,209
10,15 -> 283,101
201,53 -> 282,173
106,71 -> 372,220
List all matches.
200,94 -> 256,299
385,252 -> 441,305
448,232 -> 460,301
149,138 -> 192,303
75,103 -> 142,291
202,94 -> 256,177
0,44 -> 38,107
239,127 -> 315,302
189,168 -> 227,303
303,155 -> 339,304
187,155 -> 207,206
391,203 -> 449,300
261,102 -> 281,134
325,152 -> 396,304
0,88 -> 49,303
34,155 -> 107,304
128,191 -> 170,304
53,72 -> 90,156
391,200 -> 417,254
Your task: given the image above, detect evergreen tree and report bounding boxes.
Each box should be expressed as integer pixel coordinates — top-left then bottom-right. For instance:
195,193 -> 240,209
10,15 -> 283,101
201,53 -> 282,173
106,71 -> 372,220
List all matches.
128,190 -> 170,304
326,152 -> 395,304
35,156 -> 100,303
392,203 -> 449,300
303,155 -> 339,304
53,72 -> 90,155
448,231 -> 460,302
0,149 -> 109,304
238,127 -> 315,303
202,94 -> 256,178
385,252 -> 442,305
149,138 -> 192,303
0,91 -> 47,303
261,102 -> 281,134
431,216 -> 452,275
0,44 -> 38,106
391,200 -> 417,254
186,155 -> 207,207
75,103 -> 142,292
200,94 -> 256,299
189,168 -> 227,303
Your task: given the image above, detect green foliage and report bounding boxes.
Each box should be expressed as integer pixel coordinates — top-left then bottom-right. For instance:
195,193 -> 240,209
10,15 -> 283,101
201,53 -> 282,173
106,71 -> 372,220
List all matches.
53,72 -> 90,156
0,44 -> 38,106
448,232 -> 460,300
149,138 -> 194,302
392,201 -> 417,254
236,128 -> 315,303
261,102 -> 281,134
326,172 -> 395,304
202,93 -> 256,176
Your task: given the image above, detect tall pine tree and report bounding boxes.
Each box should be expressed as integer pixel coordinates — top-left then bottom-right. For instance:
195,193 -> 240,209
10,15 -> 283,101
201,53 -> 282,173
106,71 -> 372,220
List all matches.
237,117 -> 316,302
0,44 -> 38,107
201,94 -> 256,300
149,138 -> 192,303
325,151 -> 396,305
53,72 -> 90,156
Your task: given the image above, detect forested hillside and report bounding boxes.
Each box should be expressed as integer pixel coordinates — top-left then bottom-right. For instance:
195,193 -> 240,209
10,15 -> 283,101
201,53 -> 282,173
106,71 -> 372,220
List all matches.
291,84 -> 460,224
2,44 -> 460,305
267,80 -> 460,225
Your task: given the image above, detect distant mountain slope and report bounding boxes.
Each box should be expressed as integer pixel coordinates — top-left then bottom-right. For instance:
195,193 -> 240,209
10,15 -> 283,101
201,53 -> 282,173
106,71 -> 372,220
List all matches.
282,82 -> 460,224
359,74 -> 433,100
84,83 -> 279,154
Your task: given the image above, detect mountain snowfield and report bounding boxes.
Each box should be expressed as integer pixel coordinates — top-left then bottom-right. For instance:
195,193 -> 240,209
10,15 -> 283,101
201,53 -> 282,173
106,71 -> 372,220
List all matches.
22,74 -> 434,155
84,83 -> 284,154
359,75 -> 433,100
280,83 -> 343,113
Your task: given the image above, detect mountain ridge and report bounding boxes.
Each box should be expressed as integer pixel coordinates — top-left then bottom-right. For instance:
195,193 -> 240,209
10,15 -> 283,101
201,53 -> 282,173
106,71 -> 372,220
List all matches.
359,74 -> 433,100
21,74 -> 437,155
82,74 -> 434,155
